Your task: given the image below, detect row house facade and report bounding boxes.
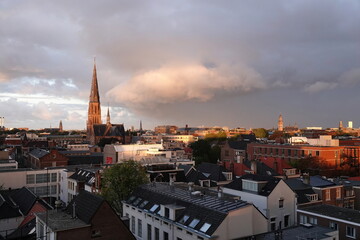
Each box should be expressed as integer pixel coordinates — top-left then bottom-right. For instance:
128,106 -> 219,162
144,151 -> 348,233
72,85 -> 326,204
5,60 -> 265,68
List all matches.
247,142 -> 360,167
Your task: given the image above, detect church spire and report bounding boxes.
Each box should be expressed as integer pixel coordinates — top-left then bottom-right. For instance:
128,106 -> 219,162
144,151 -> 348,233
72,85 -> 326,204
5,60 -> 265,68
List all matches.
106,105 -> 111,125
89,57 -> 100,102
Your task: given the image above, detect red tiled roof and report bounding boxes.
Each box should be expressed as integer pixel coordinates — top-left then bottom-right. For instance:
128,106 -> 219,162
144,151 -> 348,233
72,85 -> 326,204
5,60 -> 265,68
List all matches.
224,162 -> 251,176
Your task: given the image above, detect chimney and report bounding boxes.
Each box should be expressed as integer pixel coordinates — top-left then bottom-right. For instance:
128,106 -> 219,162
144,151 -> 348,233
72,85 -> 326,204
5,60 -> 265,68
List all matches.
303,173 -> 310,185
188,182 -> 194,192
217,186 -> 223,198
251,160 -> 257,174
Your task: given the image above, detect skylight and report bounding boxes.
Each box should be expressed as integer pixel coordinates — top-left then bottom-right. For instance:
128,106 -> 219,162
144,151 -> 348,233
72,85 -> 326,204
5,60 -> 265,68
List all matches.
180,215 -> 189,224
189,219 -> 200,228
150,204 -> 159,212
139,200 -> 149,208
200,223 -> 211,233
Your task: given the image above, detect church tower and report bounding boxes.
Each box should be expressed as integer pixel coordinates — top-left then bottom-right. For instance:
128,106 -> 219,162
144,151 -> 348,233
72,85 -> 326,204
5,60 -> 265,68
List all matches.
106,106 -> 111,125
59,120 -> 63,132
278,114 -> 284,131
87,60 -> 102,143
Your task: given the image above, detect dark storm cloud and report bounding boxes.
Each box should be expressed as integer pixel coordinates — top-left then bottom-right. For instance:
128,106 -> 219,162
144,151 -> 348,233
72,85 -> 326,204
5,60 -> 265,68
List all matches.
0,0 -> 359,129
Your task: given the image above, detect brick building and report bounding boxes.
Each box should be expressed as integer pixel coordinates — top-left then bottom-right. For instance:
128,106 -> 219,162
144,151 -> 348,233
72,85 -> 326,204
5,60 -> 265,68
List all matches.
298,205 -> 360,240
36,191 -> 134,240
27,148 -> 68,169
247,142 -> 360,167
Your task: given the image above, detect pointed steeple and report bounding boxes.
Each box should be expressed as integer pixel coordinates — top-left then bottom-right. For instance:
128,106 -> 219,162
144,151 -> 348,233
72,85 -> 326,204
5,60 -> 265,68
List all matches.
106,106 -> 111,125
140,120 -> 143,132
89,58 -> 100,102
59,120 -> 63,132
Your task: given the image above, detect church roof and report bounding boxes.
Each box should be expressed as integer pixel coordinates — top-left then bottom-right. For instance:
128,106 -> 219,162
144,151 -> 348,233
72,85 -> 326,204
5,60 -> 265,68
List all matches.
93,124 -> 125,137
89,61 -> 100,103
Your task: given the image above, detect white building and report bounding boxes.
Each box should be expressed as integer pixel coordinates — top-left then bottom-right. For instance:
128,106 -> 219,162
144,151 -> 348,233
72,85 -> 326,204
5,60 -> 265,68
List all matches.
223,175 -> 297,231
123,182 -> 268,240
0,168 -> 63,198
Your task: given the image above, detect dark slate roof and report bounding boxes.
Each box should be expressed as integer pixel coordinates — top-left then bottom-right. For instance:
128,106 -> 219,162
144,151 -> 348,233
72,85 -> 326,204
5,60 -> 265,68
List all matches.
6,218 -> 36,240
299,204 -> 360,224
224,174 -> 281,196
177,164 -> 193,175
186,168 -> 209,185
196,163 -> 228,182
69,168 -> 100,186
0,190 -> 22,219
148,170 -> 187,183
126,183 -> 249,237
243,160 -> 279,177
10,187 -> 38,215
93,124 -> 125,137
227,141 -> 248,150
308,176 -> 336,188
284,178 -> 312,191
66,190 -> 104,224
67,155 -> 103,165
28,148 -> 49,158
294,188 -> 318,204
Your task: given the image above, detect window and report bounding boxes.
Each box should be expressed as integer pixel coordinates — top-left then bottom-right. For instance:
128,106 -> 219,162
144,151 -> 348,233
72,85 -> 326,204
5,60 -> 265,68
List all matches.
316,151 -> 320,156
336,188 -> 341,199
36,174 -> 49,183
329,222 -> 338,230
306,194 -> 318,201
26,174 -> 35,184
279,198 -> 284,208
91,230 -> 101,238
165,207 -> 169,218
131,216 -> 135,233
155,227 -> 159,240
200,223 -> 211,233
309,217 -> 317,225
150,204 -> 159,212
325,189 -> 331,201
242,180 -> 258,192
51,173 -> 57,182
346,226 -> 356,238
284,215 -> 289,228
189,219 -> 200,228
270,217 -> 276,231
147,224 -> 152,240
186,231 -> 192,235
299,215 -> 307,224
138,219 -> 142,237
163,231 -> 169,240
180,215 -> 189,224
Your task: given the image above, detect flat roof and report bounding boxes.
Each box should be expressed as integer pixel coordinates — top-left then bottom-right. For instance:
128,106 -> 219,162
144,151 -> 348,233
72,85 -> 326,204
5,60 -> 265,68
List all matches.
36,211 -> 90,232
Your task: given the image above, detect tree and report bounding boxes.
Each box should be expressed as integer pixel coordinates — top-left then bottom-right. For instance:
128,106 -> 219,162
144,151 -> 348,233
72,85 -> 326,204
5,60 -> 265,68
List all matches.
101,160 -> 149,214
190,139 -> 211,165
252,128 -> 268,138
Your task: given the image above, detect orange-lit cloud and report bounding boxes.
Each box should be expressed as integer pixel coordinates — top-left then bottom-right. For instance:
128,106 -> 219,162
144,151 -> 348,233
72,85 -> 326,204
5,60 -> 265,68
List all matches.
107,64 -> 265,108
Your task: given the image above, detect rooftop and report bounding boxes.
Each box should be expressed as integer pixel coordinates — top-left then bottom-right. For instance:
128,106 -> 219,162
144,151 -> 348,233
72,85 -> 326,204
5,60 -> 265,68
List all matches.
36,210 -> 89,232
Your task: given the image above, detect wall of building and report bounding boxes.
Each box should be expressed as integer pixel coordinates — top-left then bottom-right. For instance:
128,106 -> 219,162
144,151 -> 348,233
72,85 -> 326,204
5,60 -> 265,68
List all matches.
0,217 -> 23,238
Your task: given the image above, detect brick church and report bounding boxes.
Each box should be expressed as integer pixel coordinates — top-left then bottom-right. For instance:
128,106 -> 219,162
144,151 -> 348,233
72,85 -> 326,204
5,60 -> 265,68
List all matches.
87,60 -> 125,145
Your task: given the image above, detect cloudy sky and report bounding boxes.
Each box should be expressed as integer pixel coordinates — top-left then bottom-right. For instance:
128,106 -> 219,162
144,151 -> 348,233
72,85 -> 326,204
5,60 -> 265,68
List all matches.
0,0 -> 359,130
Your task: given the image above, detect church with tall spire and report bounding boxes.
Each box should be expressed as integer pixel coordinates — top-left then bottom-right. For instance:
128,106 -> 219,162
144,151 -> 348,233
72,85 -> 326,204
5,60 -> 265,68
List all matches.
86,60 -> 126,145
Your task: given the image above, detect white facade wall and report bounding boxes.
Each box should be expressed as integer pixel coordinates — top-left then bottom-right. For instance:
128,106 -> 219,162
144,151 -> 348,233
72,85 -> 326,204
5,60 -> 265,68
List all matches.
59,169 -> 74,204
223,180 -> 296,231
123,203 -> 210,240
0,169 -> 63,198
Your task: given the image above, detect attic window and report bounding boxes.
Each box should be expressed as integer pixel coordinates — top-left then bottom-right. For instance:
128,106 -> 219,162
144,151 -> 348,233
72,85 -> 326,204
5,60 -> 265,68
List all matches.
133,198 -> 142,206
189,219 -> 200,228
150,204 -> 159,212
139,200 -> 149,208
200,223 -> 211,233
179,215 -> 189,224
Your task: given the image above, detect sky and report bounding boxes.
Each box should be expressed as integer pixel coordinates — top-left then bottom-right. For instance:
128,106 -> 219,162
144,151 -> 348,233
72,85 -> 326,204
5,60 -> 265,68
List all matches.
0,0 -> 359,130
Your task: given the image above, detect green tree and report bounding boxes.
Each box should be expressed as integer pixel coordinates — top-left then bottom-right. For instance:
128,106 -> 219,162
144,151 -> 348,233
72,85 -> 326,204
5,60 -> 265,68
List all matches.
101,160 -> 149,214
190,139 -> 211,165
252,128 -> 268,138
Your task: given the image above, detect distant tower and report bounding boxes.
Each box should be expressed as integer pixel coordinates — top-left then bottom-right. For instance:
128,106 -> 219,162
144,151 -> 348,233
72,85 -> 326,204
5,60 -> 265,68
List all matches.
339,121 -> 343,130
278,114 -> 284,131
140,120 -> 143,132
59,120 -> 63,132
106,106 -> 111,125
348,121 -> 353,129
87,59 -> 102,143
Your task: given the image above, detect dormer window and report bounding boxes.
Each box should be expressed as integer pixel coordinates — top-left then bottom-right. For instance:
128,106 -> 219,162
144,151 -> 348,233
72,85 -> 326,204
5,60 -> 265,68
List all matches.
306,194 -> 318,201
